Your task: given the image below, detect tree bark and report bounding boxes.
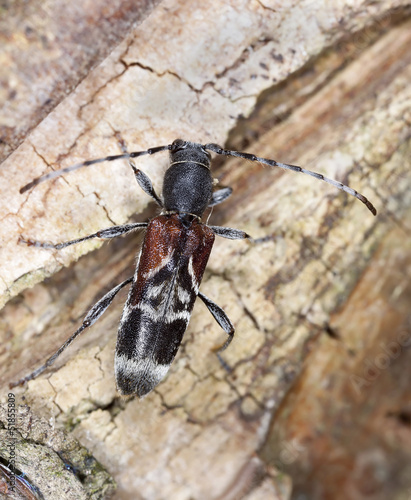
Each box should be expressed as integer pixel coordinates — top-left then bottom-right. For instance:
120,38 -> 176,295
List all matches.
1,1 -> 410,499
0,0 -> 162,162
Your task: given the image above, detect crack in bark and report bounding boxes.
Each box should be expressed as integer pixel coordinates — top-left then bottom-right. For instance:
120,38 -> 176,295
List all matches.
42,377 -> 64,417
255,0 -> 279,14
77,67 -> 128,119
214,36 -> 275,83
124,60 -> 200,94
92,191 -> 118,227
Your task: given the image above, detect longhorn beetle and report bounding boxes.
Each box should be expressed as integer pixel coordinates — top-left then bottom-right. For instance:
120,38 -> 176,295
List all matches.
12,139 -> 376,397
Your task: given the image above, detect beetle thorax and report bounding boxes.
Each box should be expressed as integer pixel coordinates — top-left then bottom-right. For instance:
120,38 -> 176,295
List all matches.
162,142 -> 213,217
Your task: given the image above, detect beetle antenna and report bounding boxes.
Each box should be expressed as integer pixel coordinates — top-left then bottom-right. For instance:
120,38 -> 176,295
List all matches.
205,143 -> 377,216
20,145 -> 172,194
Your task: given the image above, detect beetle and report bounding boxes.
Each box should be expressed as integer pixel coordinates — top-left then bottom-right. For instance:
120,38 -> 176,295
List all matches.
12,139 -> 376,397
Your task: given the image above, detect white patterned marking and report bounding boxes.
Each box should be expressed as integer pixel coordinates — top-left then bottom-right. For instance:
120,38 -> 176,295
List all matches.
115,354 -> 170,397
143,248 -> 174,280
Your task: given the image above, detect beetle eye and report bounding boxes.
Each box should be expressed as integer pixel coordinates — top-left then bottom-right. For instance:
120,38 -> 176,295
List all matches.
171,139 -> 186,150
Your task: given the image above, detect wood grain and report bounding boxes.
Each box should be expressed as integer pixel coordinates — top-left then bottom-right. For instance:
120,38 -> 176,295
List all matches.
1,1 -> 410,499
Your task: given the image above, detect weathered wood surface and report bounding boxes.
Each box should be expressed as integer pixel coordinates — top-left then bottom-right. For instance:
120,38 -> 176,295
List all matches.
0,403 -> 116,499
0,0 -> 162,163
0,1 -> 410,499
